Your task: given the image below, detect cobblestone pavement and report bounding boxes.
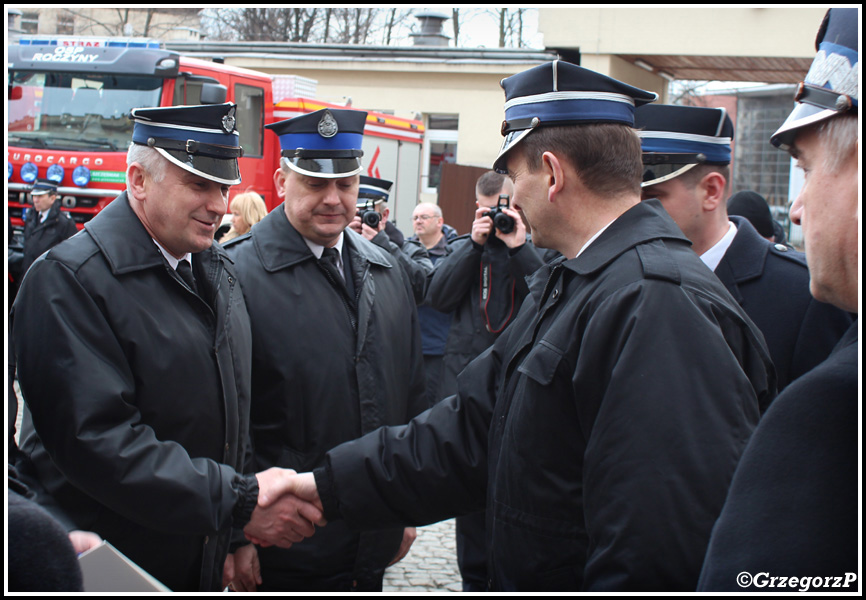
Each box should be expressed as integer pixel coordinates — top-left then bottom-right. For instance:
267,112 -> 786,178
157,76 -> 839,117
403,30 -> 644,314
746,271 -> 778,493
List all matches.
383,519 -> 463,593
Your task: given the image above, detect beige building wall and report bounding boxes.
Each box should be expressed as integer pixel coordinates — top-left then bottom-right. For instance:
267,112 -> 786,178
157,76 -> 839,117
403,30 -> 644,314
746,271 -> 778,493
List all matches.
539,7 -> 826,58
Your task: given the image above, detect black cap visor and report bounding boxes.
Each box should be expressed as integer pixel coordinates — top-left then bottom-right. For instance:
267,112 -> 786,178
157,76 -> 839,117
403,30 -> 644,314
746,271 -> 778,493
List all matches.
159,148 -> 241,186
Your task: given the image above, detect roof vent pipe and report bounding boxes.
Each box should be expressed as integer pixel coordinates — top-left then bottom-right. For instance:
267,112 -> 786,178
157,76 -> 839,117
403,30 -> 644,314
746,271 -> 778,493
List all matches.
410,10 -> 451,47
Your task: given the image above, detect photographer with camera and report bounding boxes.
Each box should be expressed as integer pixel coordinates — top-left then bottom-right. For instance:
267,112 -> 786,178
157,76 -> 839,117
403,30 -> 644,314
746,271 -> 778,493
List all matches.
350,175 -> 433,304
426,170 -> 557,591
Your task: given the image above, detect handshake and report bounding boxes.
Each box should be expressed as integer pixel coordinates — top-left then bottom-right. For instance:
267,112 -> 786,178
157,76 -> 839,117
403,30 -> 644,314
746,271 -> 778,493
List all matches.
244,468 -> 324,548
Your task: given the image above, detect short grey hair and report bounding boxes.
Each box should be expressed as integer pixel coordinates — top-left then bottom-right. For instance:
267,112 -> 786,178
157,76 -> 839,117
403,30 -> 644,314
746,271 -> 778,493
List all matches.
127,143 -> 167,185
815,114 -> 858,173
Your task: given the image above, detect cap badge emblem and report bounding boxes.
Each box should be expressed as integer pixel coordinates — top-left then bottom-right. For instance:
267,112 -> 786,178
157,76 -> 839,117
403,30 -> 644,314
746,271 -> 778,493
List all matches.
317,111 -> 339,138
221,107 -> 236,134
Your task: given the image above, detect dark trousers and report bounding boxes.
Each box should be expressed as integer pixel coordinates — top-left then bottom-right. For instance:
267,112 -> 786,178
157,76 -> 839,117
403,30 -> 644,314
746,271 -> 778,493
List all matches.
456,510 -> 488,591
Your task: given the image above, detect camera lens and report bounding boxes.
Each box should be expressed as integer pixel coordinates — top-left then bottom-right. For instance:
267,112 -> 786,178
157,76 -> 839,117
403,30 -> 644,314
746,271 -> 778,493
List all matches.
493,212 -> 515,234
362,210 -> 381,228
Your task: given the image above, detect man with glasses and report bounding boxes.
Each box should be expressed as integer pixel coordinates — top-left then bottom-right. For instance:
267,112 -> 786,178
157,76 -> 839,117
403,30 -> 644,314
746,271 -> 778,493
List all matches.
407,202 -> 456,408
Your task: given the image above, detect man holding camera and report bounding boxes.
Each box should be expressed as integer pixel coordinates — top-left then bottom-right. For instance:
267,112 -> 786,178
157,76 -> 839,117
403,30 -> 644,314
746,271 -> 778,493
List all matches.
224,109 -> 427,591
426,170 -> 555,591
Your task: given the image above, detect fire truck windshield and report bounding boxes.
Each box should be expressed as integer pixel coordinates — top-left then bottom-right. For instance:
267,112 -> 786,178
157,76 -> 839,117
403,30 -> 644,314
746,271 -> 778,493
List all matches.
8,71 -> 163,152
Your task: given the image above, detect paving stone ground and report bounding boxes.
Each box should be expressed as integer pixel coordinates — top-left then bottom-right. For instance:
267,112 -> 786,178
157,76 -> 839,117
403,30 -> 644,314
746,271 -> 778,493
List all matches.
383,519 -> 463,593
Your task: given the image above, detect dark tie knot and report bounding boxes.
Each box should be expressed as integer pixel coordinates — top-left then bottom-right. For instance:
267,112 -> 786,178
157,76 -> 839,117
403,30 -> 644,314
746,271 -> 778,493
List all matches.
176,260 -> 197,294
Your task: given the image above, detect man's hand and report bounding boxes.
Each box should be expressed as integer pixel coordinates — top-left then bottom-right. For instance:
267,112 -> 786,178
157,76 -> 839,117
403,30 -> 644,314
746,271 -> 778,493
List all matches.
68,530 -> 102,555
388,527 -> 417,566
227,544 -> 262,592
350,214 -> 386,241
243,468 -> 326,548
493,206 -> 527,249
470,206 -> 495,245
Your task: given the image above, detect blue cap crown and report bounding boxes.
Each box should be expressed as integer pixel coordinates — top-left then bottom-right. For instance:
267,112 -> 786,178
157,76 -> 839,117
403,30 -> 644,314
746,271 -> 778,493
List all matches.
266,108 -> 367,178
494,60 -> 658,172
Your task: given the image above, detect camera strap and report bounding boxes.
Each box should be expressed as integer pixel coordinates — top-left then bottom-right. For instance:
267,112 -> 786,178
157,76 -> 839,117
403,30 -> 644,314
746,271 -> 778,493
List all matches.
479,261 -> 516,333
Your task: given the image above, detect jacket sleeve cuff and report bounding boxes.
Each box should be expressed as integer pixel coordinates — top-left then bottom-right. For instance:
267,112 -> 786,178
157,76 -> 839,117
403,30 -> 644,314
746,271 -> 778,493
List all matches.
313,465 -> 341,521
231,473 -> 259,528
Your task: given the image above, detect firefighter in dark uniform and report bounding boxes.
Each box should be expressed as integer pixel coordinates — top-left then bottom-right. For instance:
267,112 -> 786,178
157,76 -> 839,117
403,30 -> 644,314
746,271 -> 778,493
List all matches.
20,179 -> 78,276
636,103 -> 852,391
225,108 -> 427,591
11,103 -> 321,592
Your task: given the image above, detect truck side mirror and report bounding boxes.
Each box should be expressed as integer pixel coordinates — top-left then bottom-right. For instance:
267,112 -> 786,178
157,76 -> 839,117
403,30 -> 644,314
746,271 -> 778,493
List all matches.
200,83 -> 227,105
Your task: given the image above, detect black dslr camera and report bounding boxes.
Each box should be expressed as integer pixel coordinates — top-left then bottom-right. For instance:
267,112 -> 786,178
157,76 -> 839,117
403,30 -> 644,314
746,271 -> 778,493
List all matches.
484,194 -> 515,234
356,200 -> 381,229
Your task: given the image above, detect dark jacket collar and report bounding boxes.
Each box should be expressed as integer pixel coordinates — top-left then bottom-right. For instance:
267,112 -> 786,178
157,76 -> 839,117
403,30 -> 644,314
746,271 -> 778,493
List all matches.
527,199 -> 690,300
717,216 -> 771,283
252,203 -> 391,272
84,191 -> 230,275
566,199 -> 691,276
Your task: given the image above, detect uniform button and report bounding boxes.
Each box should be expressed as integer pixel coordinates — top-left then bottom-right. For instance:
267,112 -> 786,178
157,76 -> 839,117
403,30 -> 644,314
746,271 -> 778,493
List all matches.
204,536 -> 209,544
551,288 -> 560,300
228,275 -> 234,283
774,243 -> 788,252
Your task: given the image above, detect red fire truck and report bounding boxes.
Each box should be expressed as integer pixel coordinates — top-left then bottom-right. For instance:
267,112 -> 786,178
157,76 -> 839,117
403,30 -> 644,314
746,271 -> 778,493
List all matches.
7,35 -> 425,240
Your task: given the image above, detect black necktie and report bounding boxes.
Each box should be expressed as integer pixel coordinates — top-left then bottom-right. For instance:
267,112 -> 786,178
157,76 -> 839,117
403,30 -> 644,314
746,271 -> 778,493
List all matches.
319,246 -> 357,330
319,246 -> 345,285
176,260 -> 197,294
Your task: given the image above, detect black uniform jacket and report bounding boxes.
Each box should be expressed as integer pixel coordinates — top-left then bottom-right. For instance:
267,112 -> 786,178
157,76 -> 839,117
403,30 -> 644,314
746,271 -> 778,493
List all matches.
315,200 -> 776,591
21,199 -> 78,275
715,216 -> 852,390
698,323 -> 858,590
225,206 -> 427,582
11,193 -> 254,591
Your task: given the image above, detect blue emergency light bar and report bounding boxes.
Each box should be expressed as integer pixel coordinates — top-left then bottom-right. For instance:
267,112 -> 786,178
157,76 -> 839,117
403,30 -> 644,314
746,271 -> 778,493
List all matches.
18,36 -> 162,49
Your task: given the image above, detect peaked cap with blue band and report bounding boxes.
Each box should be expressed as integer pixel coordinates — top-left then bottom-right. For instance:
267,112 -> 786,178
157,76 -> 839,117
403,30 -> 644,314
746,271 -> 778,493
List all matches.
31,178 -> 59,196
771,8 -> 859,150
358,175 -> 393,204
129,102 -> 242,186
493,60 -> 658,173
635,104 -> 734,187
266,108 -> 367,178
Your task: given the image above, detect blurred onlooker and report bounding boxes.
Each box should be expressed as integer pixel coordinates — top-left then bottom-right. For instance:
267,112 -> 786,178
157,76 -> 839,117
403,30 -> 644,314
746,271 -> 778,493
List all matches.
407,202 -> 457,407
219,191 -> 267,243
21,179 -> 78,276
727,190 -> 788,245
425,171 -> 556,591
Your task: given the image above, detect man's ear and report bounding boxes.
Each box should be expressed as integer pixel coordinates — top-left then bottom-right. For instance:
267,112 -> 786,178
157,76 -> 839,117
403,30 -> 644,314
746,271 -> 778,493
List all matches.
127,163 -> 147,201
273,168 -> 288,199
541,151 -> 565,203
700,171 -> 727,211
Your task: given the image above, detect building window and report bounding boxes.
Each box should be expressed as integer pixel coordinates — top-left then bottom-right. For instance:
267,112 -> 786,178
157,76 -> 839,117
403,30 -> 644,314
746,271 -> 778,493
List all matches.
21,12 -> 39,34
423,113 -> 458,193
57,12 -> 75,35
